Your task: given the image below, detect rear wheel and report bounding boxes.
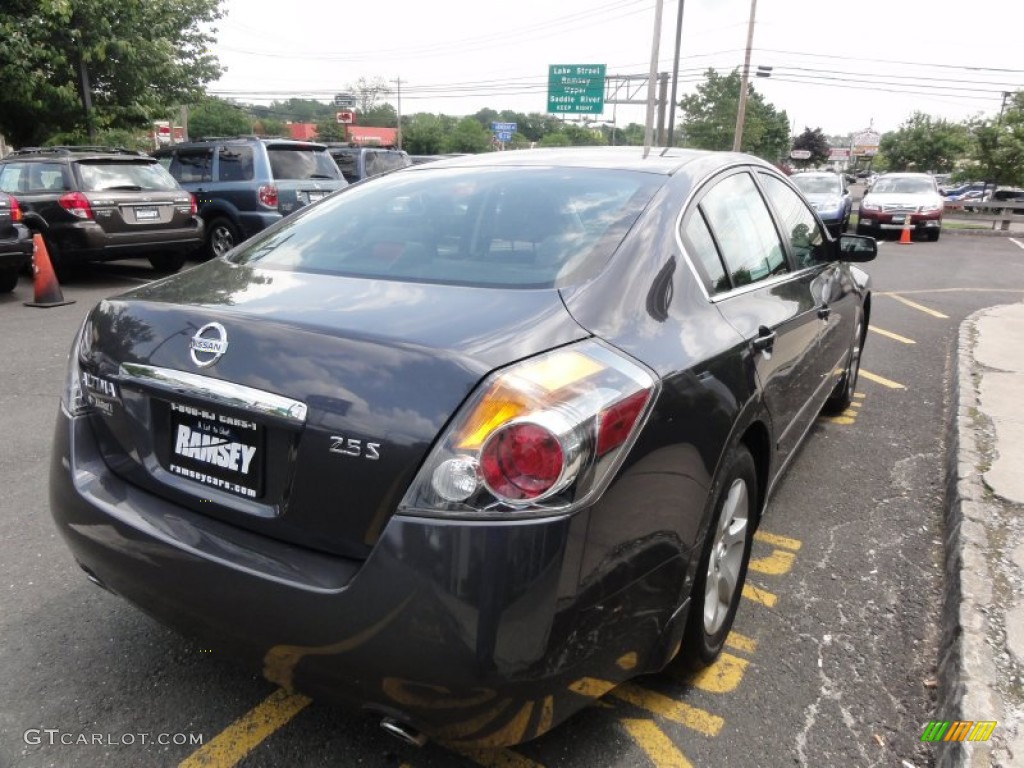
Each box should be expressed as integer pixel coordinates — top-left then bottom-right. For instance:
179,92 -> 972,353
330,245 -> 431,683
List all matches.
148,253 -> 186,273
678,445 -> 757,669
824,316 -> 864,414
0,267 -> 18,293
205,218 -> 239,260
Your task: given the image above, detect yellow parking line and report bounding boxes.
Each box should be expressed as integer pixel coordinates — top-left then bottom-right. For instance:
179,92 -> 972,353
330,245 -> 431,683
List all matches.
178,689 -> 310,768
869,327 -> 916,344
741,584 -> 777,607
850,401 -> 862,408
621,719 -> 695,768
886,294 -> 949,319
822,411 -> 856,425
687,653 -> 749,694
853,392 -> 866,399
753,531 -> 802,551
725,631 -> 757,654
859,369 -> 907,389
612,684 -> 724,736
748,549 -> 796,576
569,677 -> 617,698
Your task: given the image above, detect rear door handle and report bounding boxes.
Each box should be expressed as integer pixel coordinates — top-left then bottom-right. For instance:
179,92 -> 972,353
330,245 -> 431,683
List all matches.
818,305 -> 831,320
751,325 -> 777,352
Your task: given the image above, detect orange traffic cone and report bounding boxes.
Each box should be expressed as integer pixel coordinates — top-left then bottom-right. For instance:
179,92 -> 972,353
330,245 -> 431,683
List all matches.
24,234 -> 74,308
898,217 -> 913,245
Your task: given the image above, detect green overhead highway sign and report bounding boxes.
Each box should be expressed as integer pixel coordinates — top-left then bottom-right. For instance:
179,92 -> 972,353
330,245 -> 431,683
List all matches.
547,64 -> 606,114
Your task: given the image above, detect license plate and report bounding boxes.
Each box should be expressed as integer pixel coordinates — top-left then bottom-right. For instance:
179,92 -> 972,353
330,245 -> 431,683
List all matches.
166,402 -> 263,498
306,192 -> 325,203
135,207 -> 159,220
890,215 -> 905,224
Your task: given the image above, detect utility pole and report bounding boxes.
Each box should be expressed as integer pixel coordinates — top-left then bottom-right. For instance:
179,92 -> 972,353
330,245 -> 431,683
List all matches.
667,0 -> 686,147
643,0 -> 666,157
732,0 -> 758,152
392,77 -> 403,151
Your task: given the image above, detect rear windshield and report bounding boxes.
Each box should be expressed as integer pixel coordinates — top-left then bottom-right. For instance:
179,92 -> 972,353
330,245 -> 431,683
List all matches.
230,166 -> 663,288
871,177 -> 936,194
266,146 -> 341,181
77,161 -> 180,192
792,175 -> 840,195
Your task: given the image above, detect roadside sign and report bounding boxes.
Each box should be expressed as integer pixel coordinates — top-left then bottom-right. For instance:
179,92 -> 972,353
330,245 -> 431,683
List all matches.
496,131 -> 512,142
852,129 -> 881,157
828,148 -> 851,161
547,64 -> 605,114
491,122 -> 517,133
790,149 -> 812,160
333,92 -> 356,109
335,111 -> 355,124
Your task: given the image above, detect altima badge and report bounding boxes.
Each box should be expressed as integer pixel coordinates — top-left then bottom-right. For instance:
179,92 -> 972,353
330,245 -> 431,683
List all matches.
189,322 -> 229,367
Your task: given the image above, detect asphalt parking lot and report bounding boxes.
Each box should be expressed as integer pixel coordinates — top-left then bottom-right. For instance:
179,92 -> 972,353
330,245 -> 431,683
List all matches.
2,234 -> 1024,768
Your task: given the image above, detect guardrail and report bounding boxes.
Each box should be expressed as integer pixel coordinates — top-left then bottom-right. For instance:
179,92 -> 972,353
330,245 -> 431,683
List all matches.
944,199 -> 1024,231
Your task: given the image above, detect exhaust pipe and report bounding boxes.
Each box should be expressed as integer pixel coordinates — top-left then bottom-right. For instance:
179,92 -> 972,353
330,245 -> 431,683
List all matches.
380,717 -> 427,747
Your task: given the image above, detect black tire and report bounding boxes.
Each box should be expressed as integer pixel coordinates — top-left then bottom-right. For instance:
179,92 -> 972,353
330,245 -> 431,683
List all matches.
0,267 -> 18,293
824,315 -> 864,414
205,217 -> 240,260
678,445 -> 757,669
148,253 -> 186,273
927,229 -> 940,242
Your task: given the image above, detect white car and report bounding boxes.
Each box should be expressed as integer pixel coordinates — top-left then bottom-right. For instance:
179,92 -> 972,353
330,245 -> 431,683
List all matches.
857,172 -> 944,242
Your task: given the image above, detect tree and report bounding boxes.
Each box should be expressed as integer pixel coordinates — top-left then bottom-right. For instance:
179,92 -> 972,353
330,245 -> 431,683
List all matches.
358,103 -> 398,129
678,69 -> 790,161
878,112 -> 969,173
402,114 -> 449,155
314,118 -> 347,143
791,127 -> 831,167
0,0 -> 223,147
349,77 -> 391,113
965,91 -> 1024,187
253,118 -> 286,137
188,97 -> 251,139
445,117 -> 491,153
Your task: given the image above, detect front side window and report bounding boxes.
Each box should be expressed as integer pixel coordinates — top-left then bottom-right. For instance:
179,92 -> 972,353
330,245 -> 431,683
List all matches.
699,171 -> 787,288
759,174 -> 829,269
266,147 -> 340,180
168,150 -> 212,183
76,161 -> 180,192
230,166 -> 664,289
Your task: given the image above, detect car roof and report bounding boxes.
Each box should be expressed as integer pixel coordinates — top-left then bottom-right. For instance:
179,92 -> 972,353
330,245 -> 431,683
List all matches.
167,137 -> 328,150
877,172 -> 932,178
407,146 -> 765,177
3,146 -> 152,161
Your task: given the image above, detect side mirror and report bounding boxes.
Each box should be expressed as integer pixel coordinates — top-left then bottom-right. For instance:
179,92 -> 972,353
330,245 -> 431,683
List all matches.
838,233 -> 877,262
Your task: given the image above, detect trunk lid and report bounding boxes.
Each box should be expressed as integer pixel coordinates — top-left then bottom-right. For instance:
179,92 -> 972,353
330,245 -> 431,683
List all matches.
81,260 -> 587,558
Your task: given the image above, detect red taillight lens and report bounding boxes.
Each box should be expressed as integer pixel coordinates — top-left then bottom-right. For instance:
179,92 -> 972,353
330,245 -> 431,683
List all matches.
9,196 -> 22,223
481,423 -> 565,501
597,390 -> 649,456
258,184 -> 278,209
189,193 -> 197,216
59,192 -> 93,220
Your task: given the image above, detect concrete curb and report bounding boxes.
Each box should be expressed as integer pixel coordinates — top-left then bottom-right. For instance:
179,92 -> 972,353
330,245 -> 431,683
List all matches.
939,307 -> 1021,767
941,228 -> 1022,238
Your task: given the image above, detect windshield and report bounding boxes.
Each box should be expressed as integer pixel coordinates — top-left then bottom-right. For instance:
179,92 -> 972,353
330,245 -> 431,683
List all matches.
76,161 -> 180,191
871,177 -> 936,194
791,175 -> 840,195
230,166 -> 663,288
266,147 -> 341,180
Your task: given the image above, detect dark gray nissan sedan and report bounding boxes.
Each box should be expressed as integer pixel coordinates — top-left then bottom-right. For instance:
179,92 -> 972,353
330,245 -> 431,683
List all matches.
50,147 -> 875,747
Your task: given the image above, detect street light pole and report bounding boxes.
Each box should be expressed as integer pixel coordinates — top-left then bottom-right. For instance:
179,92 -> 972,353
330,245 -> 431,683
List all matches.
643,0 -> 666,158
732,0 -> 758,152
392,77 -> 403,151
666,0 -> 686,148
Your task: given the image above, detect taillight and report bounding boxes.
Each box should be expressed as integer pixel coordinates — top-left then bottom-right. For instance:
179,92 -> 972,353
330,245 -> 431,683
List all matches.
189,193 -> 197,216
401,340 -> 658,518
59,192 -> 93,220
9,196 -> 22,223
258,184 -> 278,209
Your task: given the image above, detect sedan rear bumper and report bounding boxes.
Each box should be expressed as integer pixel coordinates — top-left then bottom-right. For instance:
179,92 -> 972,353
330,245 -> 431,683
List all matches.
50,409 -> 687,746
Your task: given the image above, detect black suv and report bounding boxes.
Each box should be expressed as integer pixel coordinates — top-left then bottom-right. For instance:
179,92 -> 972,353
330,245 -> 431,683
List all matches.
0,147 -> 203,273
0,191 -> 32,293
153,137 -> 348,259
324,145 -> 411,184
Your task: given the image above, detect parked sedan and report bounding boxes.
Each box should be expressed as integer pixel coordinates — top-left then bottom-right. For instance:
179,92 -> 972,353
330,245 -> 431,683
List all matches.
857,172 -> 944,241
0,191 -> 32,293
50,147 -> 875,748
790,171 -> 853,235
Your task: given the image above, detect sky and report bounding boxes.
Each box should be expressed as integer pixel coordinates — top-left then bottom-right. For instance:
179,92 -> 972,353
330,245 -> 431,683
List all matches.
206,0 -> 1024,138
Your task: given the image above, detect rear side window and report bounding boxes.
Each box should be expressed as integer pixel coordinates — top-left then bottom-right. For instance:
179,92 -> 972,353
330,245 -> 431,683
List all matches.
217,146 -> 254,182
681,211 -> 729,294
230,166 -> 663,288
330,151 -> 359,183
699,171 -> 787,288
366,151 -> 410,177
168,150 -> 213,183
76,161 -> 180,192
266,147 -> 340,180
0,162 -> 68,193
